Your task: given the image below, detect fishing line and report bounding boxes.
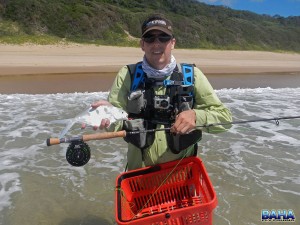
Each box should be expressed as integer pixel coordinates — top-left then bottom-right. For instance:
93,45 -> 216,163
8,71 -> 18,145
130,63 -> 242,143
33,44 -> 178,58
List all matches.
116,115 -> 300,220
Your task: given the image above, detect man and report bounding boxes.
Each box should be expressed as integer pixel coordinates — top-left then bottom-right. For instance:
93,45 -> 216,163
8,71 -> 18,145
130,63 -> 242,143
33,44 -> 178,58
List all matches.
92,14 -> 232,170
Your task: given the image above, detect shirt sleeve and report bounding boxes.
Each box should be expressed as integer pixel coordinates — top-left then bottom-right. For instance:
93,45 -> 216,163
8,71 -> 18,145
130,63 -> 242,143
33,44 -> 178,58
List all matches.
193,67 -> 232,133
106,66 -> 131,131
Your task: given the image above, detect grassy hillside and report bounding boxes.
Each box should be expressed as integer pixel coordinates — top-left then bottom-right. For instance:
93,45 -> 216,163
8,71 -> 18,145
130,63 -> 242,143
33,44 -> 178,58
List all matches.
0,0 -> 300,52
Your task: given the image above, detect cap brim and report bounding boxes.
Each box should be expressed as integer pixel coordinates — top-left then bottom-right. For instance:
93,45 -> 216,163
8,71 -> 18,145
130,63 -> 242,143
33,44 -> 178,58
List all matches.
142,26 -> 173,37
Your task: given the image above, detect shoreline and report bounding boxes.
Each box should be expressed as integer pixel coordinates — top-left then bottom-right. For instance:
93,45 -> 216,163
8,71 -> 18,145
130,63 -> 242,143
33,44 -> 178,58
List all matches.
1,44 -> 300,94
1,72 -> 300,94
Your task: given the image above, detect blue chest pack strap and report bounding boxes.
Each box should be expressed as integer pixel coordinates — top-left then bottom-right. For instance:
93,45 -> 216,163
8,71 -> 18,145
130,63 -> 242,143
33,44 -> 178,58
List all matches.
129,62 -> 145,92
181,63 -> 194,85
129,62 -> 194,90
163,63 -> 194,87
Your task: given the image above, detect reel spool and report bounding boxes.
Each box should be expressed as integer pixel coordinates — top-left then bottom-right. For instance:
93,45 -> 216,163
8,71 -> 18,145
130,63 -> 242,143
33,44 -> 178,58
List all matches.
66,141 -> 91,167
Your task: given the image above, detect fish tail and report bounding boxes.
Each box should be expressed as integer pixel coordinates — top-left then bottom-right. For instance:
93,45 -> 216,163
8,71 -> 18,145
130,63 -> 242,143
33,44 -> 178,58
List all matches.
59,119 -> 76,138
50,119 -> 72,124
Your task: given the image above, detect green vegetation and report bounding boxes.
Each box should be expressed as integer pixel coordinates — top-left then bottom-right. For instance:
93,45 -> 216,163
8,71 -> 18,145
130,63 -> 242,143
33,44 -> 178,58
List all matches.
0,0 -> 299,52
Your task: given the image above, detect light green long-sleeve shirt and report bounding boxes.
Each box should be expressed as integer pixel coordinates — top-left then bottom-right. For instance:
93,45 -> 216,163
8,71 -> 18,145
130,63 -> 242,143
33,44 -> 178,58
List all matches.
108,65 -> 232,170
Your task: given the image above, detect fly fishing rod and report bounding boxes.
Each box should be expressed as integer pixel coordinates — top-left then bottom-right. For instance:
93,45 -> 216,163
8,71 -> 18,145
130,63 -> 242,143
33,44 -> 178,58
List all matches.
47,115 -> 300,145
46,115 -> 300,166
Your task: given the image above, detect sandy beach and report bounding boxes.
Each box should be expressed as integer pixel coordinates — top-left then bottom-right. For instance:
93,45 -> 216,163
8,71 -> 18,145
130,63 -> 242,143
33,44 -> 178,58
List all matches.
1,44 -> 300,94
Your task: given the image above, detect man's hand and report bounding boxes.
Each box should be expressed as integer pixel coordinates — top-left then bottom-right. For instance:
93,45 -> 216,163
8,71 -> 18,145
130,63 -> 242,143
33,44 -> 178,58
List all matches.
170,110 -> 196,134
82,100 -> 113,130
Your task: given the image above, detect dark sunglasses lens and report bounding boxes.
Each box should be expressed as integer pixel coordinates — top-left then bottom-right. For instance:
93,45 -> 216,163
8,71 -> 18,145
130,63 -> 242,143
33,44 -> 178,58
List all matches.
143,36 -> 156,43
144,35 -> 172,43
158,36 -> 172,42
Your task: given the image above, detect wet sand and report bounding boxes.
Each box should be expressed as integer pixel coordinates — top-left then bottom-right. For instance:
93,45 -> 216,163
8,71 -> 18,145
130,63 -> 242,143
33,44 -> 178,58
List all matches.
1,72 -> 300,94
1,44 -> 300,94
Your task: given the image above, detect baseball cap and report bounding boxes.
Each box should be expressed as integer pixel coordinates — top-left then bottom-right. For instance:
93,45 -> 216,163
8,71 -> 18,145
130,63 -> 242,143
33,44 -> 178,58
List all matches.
141,15 -> 173,37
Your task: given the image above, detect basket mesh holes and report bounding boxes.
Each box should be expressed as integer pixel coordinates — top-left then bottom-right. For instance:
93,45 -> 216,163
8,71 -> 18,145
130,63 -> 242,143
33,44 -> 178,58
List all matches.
129,180 -> 136,192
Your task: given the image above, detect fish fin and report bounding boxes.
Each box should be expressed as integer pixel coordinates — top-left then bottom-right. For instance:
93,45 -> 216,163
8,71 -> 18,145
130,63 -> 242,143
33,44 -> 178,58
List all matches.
76,106 -> 95,118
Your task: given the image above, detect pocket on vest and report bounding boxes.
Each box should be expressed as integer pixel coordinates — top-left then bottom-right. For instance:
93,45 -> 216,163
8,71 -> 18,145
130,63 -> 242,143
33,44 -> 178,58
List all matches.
166,130 -> 202,154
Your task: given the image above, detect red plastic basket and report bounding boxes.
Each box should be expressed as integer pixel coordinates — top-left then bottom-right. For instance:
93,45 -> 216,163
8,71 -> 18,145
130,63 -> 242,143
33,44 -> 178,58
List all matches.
115,156 -> 218,225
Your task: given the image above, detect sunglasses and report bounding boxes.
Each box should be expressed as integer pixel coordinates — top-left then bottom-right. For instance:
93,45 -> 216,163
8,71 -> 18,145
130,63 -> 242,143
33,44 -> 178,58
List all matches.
143,34 -> 173,43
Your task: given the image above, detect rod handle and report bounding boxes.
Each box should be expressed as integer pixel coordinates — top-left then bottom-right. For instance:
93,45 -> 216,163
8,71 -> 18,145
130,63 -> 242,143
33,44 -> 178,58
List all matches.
47,138 -> 61,146
82,130 -> 126,141
46,130 -> 127,146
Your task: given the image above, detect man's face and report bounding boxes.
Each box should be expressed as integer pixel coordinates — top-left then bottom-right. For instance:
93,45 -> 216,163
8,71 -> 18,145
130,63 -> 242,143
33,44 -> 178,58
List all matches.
140,30 -> 176,70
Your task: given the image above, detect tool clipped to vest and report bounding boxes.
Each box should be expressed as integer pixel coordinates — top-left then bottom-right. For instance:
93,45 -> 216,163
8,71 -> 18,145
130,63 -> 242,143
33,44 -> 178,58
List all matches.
125,62 -> 202,154
127,90 -> 145,114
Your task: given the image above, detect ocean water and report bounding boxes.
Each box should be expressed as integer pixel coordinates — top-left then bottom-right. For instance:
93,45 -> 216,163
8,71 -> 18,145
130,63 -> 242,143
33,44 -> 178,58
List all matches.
0,87 -> 299,225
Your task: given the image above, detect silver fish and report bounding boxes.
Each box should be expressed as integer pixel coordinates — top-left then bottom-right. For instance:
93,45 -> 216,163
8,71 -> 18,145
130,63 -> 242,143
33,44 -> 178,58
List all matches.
51,105 -> 128,138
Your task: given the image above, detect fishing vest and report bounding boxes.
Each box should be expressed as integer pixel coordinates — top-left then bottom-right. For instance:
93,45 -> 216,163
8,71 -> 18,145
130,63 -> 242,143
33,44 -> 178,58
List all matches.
123,62 -> 202,154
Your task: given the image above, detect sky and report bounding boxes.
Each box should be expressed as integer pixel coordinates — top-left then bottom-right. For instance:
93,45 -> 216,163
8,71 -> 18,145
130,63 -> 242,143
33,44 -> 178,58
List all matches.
198,0 -> 300,17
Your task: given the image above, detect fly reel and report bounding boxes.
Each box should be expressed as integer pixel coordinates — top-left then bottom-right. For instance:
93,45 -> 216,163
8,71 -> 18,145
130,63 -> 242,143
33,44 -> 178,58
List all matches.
66,141 -> 91,167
